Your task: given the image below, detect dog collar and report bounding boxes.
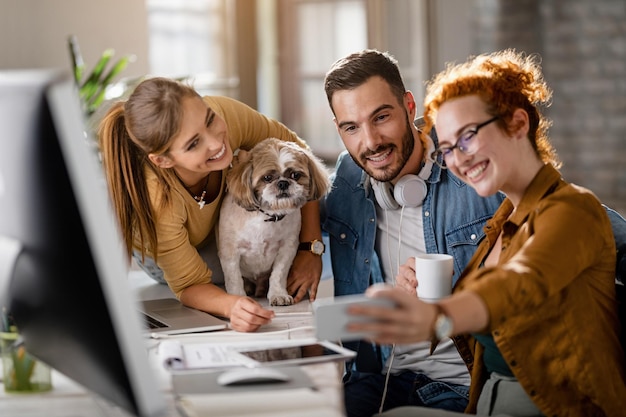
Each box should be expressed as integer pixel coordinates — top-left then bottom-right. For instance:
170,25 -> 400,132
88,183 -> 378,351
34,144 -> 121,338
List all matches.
257,208 -> 286,222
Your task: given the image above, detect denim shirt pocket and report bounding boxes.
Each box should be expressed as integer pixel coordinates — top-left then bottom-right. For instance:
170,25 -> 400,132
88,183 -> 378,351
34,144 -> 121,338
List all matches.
445,221 -> 488,285
323,217 -> 360,286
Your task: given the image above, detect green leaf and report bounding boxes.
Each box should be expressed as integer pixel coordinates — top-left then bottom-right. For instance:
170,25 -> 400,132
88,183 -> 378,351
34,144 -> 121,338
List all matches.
80,49 -> 114,101
85,55 -> 135,112
100,54 -> 134,88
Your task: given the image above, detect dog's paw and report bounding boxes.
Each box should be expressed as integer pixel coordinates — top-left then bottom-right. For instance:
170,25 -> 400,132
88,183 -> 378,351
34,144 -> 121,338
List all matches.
224,279 -> 247,297
269,294 -> 294,306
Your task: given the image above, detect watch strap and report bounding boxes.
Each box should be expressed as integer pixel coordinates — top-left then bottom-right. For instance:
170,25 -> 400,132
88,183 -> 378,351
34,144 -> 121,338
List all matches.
429,303 -> 445,355
298,242 -> 312,251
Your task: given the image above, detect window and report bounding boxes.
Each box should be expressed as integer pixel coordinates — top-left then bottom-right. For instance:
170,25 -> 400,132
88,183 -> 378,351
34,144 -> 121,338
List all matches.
144,0 -> 432,162
146,0 -> 239,97
278,0 -> 429,161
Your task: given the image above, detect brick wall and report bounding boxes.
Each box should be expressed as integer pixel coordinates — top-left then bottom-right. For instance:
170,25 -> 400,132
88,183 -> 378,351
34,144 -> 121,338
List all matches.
472,0 -> 626,215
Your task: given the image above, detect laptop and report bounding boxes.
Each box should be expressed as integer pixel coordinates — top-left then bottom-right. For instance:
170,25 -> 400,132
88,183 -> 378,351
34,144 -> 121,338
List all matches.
140,298 -> 229,335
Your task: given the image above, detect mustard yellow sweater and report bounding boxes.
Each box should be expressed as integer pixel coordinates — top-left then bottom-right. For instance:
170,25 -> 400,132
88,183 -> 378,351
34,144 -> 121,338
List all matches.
138,95 -> 307,297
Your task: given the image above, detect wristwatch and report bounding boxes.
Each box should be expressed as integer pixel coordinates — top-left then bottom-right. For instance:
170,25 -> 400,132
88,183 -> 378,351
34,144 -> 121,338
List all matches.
430,304 -> 453,353
298,239 -> 325,256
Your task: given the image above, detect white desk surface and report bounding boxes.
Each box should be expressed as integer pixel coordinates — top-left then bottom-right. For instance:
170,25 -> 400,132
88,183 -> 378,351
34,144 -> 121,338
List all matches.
0,270 -> 344,417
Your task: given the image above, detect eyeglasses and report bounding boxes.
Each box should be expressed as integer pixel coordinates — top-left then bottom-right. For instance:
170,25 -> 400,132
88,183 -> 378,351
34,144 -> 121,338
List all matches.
431,116 -> 499,169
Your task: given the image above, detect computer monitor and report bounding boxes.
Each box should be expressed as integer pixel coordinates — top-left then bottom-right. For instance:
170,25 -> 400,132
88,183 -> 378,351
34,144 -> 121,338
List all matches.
0,69 -> 167,417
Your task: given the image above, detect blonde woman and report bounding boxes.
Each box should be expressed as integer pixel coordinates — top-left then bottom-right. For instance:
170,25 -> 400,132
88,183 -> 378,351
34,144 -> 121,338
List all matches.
98,77 -> 324,332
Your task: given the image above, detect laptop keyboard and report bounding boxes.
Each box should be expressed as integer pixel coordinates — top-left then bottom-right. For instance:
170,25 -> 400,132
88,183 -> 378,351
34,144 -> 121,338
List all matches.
142,313 -> 168,329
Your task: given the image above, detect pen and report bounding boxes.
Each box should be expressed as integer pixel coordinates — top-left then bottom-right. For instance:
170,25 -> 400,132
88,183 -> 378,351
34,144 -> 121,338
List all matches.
273,311 -> 313,317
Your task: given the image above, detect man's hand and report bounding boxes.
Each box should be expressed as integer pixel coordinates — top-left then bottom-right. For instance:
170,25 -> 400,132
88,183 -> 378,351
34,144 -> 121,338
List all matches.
396,257 -> 418,295
287,251 -> 322,303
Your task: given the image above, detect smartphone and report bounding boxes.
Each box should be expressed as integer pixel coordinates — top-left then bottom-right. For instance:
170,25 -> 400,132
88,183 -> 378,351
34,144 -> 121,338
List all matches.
312,294 -> 395,342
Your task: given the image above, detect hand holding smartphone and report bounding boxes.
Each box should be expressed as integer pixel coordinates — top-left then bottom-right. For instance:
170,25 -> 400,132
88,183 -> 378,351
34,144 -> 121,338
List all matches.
312,293 -> 395,342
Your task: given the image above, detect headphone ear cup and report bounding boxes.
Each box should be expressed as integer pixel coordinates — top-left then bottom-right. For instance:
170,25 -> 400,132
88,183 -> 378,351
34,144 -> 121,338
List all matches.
372,180 -> 400,210
393,175 -> 427,207
372,175 -> 427,209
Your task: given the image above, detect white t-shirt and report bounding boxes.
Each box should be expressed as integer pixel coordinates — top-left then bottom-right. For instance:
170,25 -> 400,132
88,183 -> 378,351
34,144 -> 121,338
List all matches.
375,201 -> 470,386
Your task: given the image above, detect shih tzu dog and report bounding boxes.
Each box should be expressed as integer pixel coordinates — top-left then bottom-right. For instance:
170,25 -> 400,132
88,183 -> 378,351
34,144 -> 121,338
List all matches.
218,138 -> 330,306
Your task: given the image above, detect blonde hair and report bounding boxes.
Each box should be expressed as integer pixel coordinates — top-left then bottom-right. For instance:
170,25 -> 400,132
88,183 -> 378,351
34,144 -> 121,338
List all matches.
423,48 -> 560,167
98,77 -> 200,261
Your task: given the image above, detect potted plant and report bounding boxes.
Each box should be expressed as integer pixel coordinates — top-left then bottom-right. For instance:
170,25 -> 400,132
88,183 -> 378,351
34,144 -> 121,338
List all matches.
68,35 -> 136,117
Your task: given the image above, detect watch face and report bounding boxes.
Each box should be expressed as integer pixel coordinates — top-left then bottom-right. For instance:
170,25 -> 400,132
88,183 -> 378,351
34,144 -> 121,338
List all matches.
312,240 -> 325,255
435,315 -> 453,340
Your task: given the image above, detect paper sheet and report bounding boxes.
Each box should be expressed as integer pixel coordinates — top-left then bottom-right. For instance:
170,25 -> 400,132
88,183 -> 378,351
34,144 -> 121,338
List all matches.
158,339 -> 244,370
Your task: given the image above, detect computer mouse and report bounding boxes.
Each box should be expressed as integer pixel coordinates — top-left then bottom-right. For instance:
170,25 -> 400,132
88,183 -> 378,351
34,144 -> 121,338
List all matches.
216,367 -> 292,386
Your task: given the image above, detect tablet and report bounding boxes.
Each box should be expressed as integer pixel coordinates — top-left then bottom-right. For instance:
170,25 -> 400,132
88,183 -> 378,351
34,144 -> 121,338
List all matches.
229,338 -> 356,368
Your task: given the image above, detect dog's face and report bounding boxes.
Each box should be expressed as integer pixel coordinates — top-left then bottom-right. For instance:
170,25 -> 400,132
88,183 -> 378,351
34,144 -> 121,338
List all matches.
226,138 -> 330,212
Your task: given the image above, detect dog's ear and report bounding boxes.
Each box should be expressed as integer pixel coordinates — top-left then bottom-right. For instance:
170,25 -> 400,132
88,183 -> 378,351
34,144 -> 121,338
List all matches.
234,149 -> 252,166
304,150 -> 332,201
226,155 -> 259,210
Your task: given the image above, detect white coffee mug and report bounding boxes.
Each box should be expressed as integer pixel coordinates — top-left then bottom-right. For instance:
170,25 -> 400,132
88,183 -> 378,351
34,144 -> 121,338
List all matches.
415,253 -> 454,302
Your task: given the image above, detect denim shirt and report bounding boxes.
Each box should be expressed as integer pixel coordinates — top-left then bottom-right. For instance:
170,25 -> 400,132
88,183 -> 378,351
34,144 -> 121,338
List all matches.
320,137 -> 505,295
320,129 -> 505,371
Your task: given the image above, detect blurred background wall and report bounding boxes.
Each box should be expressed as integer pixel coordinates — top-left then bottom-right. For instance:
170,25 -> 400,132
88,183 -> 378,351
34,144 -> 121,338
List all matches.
1,0 -> 624,214
0,0 -> 150,79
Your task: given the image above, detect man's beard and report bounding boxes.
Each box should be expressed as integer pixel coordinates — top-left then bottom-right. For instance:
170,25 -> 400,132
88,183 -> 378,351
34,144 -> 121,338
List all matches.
353,117 -> 415,182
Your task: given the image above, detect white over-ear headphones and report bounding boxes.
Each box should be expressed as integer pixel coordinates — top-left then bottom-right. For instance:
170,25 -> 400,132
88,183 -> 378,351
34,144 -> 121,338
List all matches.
371,133 -> 435,209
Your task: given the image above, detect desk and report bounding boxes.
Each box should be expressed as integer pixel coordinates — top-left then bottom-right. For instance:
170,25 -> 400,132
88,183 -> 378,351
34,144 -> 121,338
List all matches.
0,271 -> 345,417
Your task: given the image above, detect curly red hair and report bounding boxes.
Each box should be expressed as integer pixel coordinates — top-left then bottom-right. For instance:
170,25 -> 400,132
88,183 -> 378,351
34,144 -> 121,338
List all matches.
423,48 -> 560,167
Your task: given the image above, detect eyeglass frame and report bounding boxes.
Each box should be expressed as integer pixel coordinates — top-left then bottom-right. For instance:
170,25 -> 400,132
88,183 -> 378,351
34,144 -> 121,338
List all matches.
431,116 -> 500,169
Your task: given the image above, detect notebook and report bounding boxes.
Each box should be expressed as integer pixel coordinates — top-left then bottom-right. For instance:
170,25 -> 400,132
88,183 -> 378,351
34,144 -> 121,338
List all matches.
140,297 -> 229,335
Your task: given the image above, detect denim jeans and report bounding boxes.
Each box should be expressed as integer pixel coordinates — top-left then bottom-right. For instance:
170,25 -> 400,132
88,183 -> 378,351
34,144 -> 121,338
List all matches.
343,370 -> 469,417
132,249 -> 168,284
373,372 -> 544,417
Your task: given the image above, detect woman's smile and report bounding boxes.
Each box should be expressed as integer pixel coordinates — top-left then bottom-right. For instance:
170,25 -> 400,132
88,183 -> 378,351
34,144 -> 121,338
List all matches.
465,160 -> 488,181
208,143 -> 226,161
